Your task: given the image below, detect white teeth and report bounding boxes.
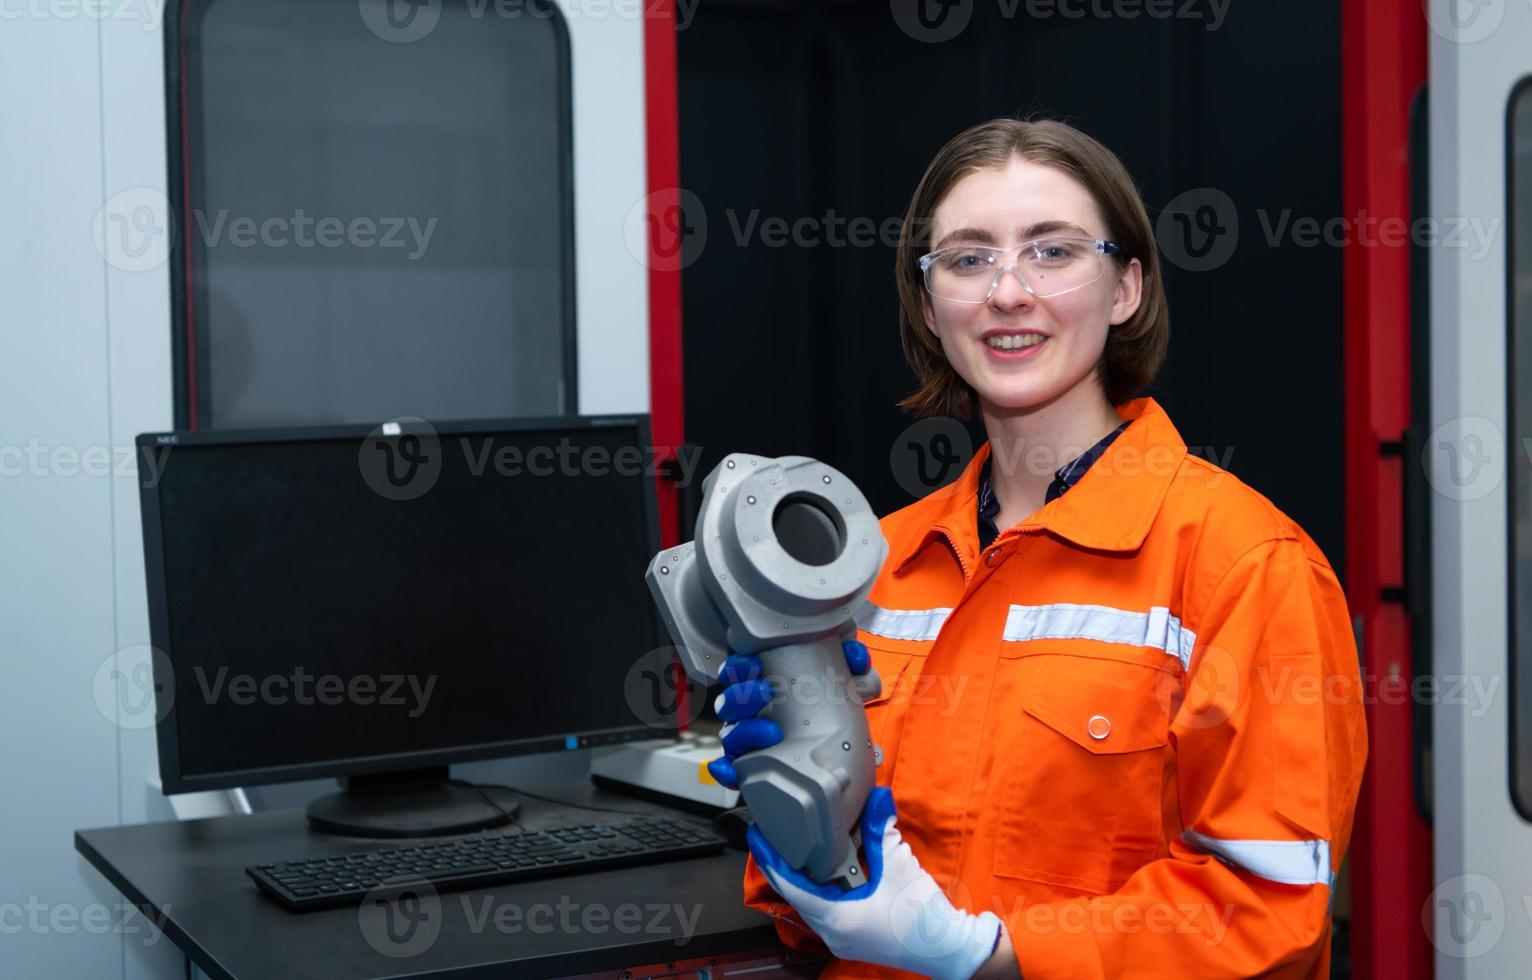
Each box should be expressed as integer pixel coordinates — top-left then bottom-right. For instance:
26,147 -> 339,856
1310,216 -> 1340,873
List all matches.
986,334 -> 1045,350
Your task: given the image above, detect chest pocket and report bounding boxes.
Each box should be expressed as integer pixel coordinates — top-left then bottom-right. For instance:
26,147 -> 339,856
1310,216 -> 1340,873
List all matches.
858,640 -> 925,775
992,649 -> 1175,895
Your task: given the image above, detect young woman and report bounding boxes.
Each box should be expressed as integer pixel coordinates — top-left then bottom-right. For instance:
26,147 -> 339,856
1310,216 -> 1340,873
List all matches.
707,118 -> 1367,979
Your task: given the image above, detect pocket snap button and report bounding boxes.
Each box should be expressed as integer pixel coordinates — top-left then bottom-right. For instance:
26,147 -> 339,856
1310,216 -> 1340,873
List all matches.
1087,714 -> 1111,740
985,549 -> 1002,567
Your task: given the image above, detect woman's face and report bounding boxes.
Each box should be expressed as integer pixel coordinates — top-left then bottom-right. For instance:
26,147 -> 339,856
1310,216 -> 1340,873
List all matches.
922,155 -> 1142,413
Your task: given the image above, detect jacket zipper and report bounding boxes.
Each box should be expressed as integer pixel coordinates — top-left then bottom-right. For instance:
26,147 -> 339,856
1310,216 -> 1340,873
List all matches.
942,523 -> 1043,588
938,527 -> 973,583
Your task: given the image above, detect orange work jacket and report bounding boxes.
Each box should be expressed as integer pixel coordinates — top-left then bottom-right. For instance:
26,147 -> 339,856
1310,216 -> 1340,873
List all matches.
741,395 -> 1368,979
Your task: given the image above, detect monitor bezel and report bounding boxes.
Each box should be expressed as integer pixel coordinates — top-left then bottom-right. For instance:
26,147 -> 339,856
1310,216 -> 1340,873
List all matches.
135,413 -> 674,795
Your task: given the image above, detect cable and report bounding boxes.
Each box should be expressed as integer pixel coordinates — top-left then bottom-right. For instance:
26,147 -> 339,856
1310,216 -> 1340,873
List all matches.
446,778 -> 524,829
461,780 -> 658,818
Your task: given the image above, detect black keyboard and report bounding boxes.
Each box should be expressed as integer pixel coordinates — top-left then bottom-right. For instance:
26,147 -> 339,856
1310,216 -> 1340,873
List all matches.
247,815 -> 729,911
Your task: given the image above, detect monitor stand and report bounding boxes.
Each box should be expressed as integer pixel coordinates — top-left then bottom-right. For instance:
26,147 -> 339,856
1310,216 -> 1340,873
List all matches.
307,767 -> 521,838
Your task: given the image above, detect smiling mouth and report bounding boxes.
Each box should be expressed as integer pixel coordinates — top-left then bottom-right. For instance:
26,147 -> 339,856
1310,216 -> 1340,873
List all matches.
984,333 -> 1046,351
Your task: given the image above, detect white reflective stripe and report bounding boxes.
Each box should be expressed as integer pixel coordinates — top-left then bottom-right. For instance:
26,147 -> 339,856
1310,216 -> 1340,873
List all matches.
1002,602 -> 1197,669
1181,829 -> 1334,887
855,603 -> 952,642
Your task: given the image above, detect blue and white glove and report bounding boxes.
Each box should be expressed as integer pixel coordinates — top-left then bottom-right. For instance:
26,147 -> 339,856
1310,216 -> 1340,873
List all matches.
705,639 -> 873,790
748,786 -> 1004,980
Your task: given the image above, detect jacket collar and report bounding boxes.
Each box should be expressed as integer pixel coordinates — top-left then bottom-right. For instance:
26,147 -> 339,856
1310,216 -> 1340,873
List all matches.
891,396 -> 1187,572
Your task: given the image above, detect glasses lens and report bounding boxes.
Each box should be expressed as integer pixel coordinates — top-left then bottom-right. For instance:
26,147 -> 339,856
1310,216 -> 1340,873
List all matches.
1023,238 -> 1104,298
924,239 -> 1105,302
924,247 -> 1000,303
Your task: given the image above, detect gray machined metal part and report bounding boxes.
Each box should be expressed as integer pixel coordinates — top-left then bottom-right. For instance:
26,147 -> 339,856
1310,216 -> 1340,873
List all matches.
646,453 -> 889,888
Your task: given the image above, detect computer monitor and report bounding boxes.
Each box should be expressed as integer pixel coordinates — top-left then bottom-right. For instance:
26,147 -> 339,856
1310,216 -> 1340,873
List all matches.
136,415 -> 676,837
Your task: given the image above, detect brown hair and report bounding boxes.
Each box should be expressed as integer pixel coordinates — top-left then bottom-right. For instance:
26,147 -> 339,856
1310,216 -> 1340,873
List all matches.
895,117 -> 1169,418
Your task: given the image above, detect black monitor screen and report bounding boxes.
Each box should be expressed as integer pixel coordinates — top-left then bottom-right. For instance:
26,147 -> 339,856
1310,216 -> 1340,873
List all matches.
138,417 -> 670,791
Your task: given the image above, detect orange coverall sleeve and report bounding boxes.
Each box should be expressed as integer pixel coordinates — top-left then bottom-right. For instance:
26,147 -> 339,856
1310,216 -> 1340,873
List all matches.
1007,536 -> 1368,979
742,851 -> 830,956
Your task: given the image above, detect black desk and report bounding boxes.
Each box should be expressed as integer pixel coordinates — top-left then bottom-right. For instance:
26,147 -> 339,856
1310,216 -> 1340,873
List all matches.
75,781 -> 816,979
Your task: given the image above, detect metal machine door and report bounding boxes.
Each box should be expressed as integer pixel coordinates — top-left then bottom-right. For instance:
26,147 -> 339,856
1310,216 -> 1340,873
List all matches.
1428,1 -> 1532,972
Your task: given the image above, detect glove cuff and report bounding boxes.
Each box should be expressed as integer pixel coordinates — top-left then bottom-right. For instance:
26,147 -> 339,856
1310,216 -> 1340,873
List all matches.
898,908 -> 1004,980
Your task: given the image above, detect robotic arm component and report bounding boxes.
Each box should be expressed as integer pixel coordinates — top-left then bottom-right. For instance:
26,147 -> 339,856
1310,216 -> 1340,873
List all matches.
646,453 -> 888,889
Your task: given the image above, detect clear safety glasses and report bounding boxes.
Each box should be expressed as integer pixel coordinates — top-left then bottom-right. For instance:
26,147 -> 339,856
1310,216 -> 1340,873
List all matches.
917,237 -> 1124,304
